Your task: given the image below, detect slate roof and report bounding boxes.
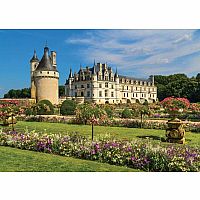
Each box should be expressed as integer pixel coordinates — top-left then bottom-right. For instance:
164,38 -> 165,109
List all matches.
35,47 -> 57,71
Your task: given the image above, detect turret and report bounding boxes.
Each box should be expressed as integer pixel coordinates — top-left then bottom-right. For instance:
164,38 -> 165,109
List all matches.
30,50 -> 39,73
32,45 -> 59,104
149,75 -> 154,86
115,67 -> 119,83
92,63 -> 97,81
51,51 -> 57,68
30,50 -> 39,99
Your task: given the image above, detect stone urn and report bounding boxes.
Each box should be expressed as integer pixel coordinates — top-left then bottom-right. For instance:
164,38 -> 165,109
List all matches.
3,114 -> 17,126
166,118 -> 185,144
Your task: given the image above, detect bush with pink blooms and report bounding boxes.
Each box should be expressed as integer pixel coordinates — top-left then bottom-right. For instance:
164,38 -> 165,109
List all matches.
161,97 -> 190,116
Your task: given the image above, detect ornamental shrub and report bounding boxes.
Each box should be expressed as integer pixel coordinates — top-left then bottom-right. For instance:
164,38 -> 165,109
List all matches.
161,97 -> 190,115
104,106 -> 114,118
37,100 -> 54,115
60,100 -> 77,115
121,108 -> 132,118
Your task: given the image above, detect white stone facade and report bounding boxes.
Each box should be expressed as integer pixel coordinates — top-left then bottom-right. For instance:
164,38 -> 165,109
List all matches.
65,62 -> 157,104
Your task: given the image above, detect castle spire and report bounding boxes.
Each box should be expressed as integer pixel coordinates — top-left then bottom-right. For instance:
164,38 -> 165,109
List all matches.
115,67 -> 119,78
69,67 -> 73,78
30,49 -> 39,62
93,59 -> 96,66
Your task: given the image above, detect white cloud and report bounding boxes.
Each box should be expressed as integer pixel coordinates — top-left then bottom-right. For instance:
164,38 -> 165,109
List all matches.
172,33 -> 192,44
65,29 -> 200,76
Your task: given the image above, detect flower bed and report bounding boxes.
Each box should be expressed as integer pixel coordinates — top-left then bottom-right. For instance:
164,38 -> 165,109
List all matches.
0,130 -> 199,171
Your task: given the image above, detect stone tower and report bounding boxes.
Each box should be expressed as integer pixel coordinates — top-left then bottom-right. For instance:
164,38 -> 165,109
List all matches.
30,50 -> 39,99
30,46 -> 59,104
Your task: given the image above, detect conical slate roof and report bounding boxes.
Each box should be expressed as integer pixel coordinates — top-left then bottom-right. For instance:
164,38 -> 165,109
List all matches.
30,50 -> 39,62
35,46 -> 57,71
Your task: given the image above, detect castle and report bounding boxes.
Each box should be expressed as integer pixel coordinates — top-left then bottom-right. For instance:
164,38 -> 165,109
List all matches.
30,46 -> 59,104
30,46 -> 157,105
65,62 -> 157,104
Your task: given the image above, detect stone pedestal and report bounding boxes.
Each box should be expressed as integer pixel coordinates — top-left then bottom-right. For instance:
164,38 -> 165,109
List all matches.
166,118 -> 185,144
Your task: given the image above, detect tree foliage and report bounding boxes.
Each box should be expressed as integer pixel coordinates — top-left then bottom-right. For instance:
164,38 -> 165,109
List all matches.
4,86 -> 65,98
155,73 -> 200,102
4,88 -> 31,98
60,99 -> 77,115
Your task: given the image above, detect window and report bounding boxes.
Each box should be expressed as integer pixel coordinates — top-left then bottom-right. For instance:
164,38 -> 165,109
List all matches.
133,93 -> 134,97
99,83 -> 102,88
141,94 -> 143,97
75,85 -> 77,89
87,84 -> 90,88
87,91 -> 90,97
127,86 -> 128,90
81,92 -> 84,97
111,92 -> 114,97
75,92 -> 77,97
105,90 -> 108,97
136,87 -> 138,90
105,82 -> 108,88
81,85 -> 84,88
124,93 -> 125,97
40,71 -> 42,74
105,76 -> 109,81
127,93 -> 128,97
136,93 -> 137,97
111,85 -> 114,89
99,91 -> 102,97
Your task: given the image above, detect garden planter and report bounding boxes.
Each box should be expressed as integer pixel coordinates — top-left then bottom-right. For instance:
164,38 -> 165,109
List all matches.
166,118 -> 185,144
3,115 -> 17,126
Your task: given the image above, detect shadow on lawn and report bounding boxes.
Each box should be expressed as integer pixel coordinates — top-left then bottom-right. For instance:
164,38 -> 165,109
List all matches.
137,135 -> 166,142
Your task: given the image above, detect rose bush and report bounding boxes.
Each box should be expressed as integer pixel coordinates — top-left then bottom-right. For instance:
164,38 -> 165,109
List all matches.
161,97 -> 190,116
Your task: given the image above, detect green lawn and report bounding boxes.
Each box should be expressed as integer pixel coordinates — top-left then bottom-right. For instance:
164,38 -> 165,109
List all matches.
0,146 -> 141,172
1,121 -> 200,172
12,121 -> 200,146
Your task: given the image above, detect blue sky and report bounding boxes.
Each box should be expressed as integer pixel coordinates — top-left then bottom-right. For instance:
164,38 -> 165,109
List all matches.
1,29 -> 200,97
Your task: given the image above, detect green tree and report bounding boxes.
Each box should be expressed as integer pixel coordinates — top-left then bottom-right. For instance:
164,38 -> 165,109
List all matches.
4,88 -> 31,98
59,86 -> 65,97
60,99 -> 77,115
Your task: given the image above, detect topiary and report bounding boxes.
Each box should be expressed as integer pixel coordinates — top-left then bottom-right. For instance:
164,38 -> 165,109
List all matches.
37,100 -> 54,115
121,108 -> 132,118
60,99 -> 77,115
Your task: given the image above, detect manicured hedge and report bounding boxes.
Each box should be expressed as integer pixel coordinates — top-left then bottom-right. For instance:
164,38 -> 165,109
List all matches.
60,100 -> 77,115
37,100 -> 54,115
